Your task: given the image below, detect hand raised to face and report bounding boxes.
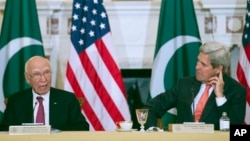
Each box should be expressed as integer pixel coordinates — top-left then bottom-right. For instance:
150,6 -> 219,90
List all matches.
208,71 -> 224,97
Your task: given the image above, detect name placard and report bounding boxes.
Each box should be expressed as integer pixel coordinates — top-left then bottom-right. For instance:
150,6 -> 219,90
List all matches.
168,123 -> 214,133
9,125 -> 51,135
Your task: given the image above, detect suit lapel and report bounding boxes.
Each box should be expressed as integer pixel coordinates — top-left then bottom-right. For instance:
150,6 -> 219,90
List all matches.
200,91 -> 216,121
191,80 -> 202,121
22,89 -> 34,123
192,80 -> 202,98
49,88 -> 58,124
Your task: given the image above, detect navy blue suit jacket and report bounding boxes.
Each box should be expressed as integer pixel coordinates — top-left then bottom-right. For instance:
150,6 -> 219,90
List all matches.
0,87 -> 89,131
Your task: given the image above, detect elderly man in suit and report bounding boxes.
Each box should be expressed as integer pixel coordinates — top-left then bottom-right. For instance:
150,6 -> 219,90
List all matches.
145,41 -> 246,130
0,56 -> 89,131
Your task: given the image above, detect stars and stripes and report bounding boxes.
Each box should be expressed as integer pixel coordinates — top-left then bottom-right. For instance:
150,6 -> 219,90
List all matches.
237,0 -> 250,125
64,0 -> 131,131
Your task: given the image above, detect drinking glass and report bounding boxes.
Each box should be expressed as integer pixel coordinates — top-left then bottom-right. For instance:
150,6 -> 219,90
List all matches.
136,108 -> 148,132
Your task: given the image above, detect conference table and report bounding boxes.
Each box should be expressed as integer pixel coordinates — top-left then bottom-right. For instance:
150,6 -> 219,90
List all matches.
0,130 -> 229,141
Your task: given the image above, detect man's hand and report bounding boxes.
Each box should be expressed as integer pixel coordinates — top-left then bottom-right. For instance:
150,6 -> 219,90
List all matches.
208,71 -> 224,97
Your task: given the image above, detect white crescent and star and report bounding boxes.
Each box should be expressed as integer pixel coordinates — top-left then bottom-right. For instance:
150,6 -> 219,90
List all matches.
150,35 -> 201,98
0,37 -> 42,112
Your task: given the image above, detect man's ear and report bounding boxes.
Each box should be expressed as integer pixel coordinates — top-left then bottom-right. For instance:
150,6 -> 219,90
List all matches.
24,73 -> 30,84
219,65 -> 223,72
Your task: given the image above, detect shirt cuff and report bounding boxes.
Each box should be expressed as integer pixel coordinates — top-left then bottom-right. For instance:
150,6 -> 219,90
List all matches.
215,96 -> 227,106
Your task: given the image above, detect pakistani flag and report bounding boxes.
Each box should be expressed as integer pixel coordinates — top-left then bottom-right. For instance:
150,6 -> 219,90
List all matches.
150,0 -> 201,130
0,0 -> 44,121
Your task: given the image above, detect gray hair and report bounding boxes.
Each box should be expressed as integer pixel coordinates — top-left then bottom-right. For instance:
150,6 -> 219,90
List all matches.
24,56 -> 51,73
199,41 -> 230,73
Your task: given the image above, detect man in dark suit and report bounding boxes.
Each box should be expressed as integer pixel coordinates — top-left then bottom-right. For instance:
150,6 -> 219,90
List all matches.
145,41 -> 246,130
0,56 -> 89,131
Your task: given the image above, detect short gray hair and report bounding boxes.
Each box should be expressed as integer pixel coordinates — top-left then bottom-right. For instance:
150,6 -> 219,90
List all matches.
24,56 -> 51,73
199,41 -> 230,73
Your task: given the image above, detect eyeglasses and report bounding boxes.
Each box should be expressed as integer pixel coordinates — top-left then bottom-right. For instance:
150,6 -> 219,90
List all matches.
26,71 -> 51,80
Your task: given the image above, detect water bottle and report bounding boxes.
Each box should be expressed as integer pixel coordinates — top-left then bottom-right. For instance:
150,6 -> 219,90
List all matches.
219,112 -> 230,131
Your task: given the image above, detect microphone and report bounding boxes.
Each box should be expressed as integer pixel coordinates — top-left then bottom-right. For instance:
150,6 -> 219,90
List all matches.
22,101 -> 38,126
191,85 -> 196,121
33,101 -> 38,123
33,101 -> 38,111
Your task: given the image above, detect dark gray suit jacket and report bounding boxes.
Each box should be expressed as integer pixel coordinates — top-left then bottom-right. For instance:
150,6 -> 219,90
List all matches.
0,87 -> 89,131
145,74 -> 246,130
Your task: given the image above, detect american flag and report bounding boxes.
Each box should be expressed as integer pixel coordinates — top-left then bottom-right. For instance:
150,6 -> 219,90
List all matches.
237,0 -> 250,125
64,0 -> 131,131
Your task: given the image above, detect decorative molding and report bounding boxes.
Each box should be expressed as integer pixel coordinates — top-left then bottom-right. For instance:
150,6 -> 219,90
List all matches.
0,0 -> 246,72
200,0 -> 246,9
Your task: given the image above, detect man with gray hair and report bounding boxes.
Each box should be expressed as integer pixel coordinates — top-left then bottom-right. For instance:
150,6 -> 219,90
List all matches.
145,41 -> 246,130
0,56 -> 89,131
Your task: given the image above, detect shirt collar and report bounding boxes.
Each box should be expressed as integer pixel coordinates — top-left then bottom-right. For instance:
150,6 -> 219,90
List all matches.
32,90 -> 50,102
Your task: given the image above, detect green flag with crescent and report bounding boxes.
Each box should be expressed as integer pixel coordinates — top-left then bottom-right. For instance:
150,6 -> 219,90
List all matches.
0,0 -> 44,121
150,0 -> 201,130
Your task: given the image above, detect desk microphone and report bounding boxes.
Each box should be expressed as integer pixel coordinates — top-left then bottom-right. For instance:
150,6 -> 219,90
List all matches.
191,85 -> 196,121
33,101 -> 38,110
22,101 -> 40,126
33,101 -> 38,122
